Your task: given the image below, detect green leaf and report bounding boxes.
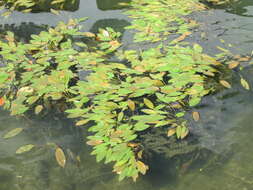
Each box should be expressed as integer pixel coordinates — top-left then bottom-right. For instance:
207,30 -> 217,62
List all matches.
16,144 -> 35,154
3,128 -> 23,139
240,77 -> 250,90
143,98 -> 154,109
35,105 -> 43,115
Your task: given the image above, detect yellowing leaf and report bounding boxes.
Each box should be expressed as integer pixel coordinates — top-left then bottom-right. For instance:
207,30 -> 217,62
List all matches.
86,140 -> 103,146
50,8 -> 60,15
136,161 -> 148,175
167,128 -> 176,137
240,77 -> 250,90
83,32 -> 96,38
16,144 -> 35,154
192,111 -> 200,121
143,98 -> 154,109
137,150 -> 143,159
127,99 -> 135,111
55,147 -> 66,168
219,80 -> 231,88
75,119 -> 89,126
228,61 -> 240,69
3,128 -> 23,139
172,32 -> 191,44
35,105 -> 43,115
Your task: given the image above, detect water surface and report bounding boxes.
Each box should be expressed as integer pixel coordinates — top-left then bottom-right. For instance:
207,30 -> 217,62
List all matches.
1,0 -> 253,189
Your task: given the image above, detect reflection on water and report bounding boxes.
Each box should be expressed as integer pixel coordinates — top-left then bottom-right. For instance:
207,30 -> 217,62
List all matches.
225,0 -> 253,17
1,0 -> 253,189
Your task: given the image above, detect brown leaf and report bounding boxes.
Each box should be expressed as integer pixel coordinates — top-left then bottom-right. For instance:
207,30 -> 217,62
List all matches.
219,80 -> 231,88
192,111 -> 200,121
238,57 -> 251,62
173,32 -> 192,43
0,97 -> 4,106
55,147 -> 66,168
228,61 -> 240,69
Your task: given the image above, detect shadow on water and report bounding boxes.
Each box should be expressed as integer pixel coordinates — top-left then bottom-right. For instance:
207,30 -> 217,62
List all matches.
89,18 -> 130,34
212,0 -> 253,17
96,0 -> 131,10
0,23 -> 47,42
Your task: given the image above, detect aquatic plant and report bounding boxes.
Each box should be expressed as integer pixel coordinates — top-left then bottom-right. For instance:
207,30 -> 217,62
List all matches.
124,0 -> 204,42
0,16 -> 222,180
0,18 -> 120,115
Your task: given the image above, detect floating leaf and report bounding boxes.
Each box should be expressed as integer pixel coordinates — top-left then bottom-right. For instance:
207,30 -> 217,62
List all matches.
240,77 -> 250,90
136,161 -> 148,175
127,99 -> 135,111
0,97 -> 4,106
86,140 -> 103,146
55,147 -> 66,168
180,126 -> 189,139
118,112 -> 124,121
176,125 -> 182,139
219,80 -> 231,88
50,8 -> 60,15
35,105 -> 43,115
228,61 -> 240,69
192,111 -> 200,121
137,150 -> 143,159
143,98 -> 154,109
76,119 -> 89,126
167,128 -> 176,137
3,128 -> 23,139
16,144 -> 35,154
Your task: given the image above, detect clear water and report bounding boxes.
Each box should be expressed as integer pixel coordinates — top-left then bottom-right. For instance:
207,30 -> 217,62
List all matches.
1,1 -> 253,190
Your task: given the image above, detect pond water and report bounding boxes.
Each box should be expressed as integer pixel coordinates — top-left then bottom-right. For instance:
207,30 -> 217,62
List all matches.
1,0 -> 253,190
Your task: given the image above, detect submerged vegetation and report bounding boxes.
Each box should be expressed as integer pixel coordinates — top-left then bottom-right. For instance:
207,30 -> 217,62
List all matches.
0,0 -> 249,182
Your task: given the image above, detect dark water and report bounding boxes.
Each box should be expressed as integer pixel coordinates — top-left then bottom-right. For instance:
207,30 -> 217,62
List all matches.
0,0 -> 253,189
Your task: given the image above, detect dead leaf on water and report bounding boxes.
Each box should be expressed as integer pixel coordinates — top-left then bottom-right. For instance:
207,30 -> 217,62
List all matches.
192,111 -> 200,121
219,80 -> 231,88
55,147 -> 66,168
228,61 -> 240,69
